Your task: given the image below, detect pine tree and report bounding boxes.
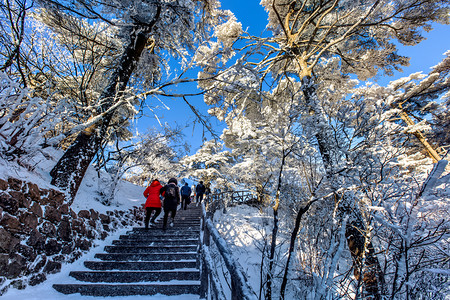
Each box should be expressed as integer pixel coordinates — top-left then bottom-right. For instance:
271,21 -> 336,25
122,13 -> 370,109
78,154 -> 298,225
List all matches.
198,0 -> 449,298
41,0 -> 223,198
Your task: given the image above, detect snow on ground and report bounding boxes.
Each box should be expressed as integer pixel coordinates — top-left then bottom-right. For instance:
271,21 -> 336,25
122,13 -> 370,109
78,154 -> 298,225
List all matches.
71,164 -> 145,214
213,205 -> 273,297
0,147 -> 145,213
0,148 -> 57,191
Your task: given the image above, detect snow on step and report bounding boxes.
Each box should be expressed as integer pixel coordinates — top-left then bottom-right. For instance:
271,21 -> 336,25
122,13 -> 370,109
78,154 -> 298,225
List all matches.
53,283 -> 200,296
94,252 -> 198,261
104,244 -> 198,253
69,270 -> 200,282
84,259 -> 198,270
112,238 -> 199,246
53,207 -> 203,297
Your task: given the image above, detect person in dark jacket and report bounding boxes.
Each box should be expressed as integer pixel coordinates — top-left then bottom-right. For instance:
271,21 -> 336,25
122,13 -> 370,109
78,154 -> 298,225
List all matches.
160,178 -> 181,230
195,181 -> 206,205
180,182 -> 192,210
143,179 -> 163,229
205,185 -> 211,202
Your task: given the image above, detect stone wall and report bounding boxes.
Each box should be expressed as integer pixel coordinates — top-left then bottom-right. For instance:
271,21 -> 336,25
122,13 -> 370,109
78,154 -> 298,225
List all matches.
0,177 -> 144,294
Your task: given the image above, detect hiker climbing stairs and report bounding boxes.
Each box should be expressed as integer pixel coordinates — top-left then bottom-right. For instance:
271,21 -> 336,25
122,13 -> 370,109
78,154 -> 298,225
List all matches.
53,206 -> 202,297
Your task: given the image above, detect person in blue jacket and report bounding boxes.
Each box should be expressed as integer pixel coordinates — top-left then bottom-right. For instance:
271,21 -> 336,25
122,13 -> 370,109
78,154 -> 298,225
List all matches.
180,182 -> 192,210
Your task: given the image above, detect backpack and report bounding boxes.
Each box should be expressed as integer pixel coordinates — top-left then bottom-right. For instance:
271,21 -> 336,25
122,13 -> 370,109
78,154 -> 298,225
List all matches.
165,184 -> 177,199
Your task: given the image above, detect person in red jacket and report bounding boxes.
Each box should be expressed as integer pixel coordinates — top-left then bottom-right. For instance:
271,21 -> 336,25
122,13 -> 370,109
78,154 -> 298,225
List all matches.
143,179 -> 163,229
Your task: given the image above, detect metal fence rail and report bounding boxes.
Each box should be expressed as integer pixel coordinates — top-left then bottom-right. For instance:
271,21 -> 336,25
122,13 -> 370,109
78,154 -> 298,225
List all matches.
206,190 -> 256,214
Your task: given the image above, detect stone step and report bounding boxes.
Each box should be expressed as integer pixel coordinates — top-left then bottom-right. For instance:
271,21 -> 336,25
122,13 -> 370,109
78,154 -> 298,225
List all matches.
143,218 -> 200,221
141,225 -> 201,230
120,232 -> 199,240
128,228 -> 201,234
84,260 -> 198,270
69,270 -> 200,283
141,223 -> 201,228
126,229 -> 201,235
53,283 -> 200,296
141,212 -> 200,217
104,245 -> 197,253
144,221 -> 200,223
95,252 -> 197,261
142,219 -> 201,223
53,205 -> 203,297
140,216 -> 201,221
129,227 -> 200,232
151,221 -> 201,225
112,238 -> 198,246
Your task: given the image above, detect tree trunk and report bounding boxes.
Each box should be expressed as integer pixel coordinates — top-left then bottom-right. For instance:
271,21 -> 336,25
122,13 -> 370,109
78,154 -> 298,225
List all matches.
50,130 -> 101,200
266,152 -> 286,300
300,76 -> 336,173
395,104 -> 441,163
256,182 -> 270,209
50,11 -> 161,199
279,198 -> 317,300
265,197 -> 279,300
301,75 -> 384,299
346,221 -> 384,300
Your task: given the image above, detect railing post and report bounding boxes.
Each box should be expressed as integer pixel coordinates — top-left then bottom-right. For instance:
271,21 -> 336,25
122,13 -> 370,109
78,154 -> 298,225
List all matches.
200,209 -> 211,299
200,250 -> 208,299
222,193 -> 227,214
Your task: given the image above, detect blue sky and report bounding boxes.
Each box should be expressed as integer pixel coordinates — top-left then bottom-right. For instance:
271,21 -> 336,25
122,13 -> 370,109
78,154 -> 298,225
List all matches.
136,1 -> 449,155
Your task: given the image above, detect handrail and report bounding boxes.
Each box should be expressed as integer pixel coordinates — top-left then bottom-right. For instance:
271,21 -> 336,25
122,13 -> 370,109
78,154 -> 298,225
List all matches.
199,203 -> 257,300
207,190 -> 254,203
206,190 -> 255,214
201,245 -> 227,300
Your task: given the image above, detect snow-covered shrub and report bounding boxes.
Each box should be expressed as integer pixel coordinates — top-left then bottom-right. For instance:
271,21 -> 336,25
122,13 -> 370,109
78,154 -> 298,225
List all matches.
0,72 -> 69,159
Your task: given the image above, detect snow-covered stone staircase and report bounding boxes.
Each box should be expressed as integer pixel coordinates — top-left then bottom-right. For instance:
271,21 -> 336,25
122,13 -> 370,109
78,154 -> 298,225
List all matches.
53,206 -> 202,297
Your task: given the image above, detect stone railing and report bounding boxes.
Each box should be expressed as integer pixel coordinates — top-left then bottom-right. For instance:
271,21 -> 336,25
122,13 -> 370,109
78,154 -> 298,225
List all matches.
0,177 -> 143,295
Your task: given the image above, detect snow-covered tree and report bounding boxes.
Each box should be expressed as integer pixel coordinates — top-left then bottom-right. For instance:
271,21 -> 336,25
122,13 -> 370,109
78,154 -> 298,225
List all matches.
96,126 -> 184,205
0,0 -> 33,81
425,50 -> 450,154
270,59 -> 449,299
32,9 -> 122,144
43,0 -> 230,198
0,71 -> 70,158
197,1 -> 449,298
180,139 -> 233,190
